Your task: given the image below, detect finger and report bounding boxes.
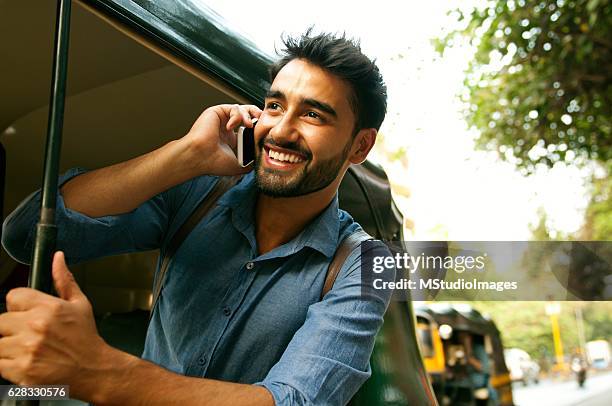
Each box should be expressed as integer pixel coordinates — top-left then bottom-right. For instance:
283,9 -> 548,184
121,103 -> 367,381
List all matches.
226,105 -> 255,130
0,358 -> 21,384
0,312 -> 27,337
52,251 -> 85,302
226,105 -> 242,131
238,106 -> 252,127
226,132 -> 238,153
246,105 -> 263,120
5,288 -> 52,312
0,335 -> 24,359
219,147 -> 252,174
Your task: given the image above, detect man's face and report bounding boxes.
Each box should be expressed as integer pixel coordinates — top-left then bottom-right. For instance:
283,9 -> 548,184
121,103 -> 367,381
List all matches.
254,59 -> 357,198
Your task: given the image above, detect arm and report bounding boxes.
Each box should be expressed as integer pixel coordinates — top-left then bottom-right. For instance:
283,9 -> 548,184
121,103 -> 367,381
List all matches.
1,104 -> 260,263
0,241 -> 392,406
255,242 -> 395,405
62,104 -> 261,217
0,252 -> 273,406
86,348 -> 274,406
467,356 -> 483,371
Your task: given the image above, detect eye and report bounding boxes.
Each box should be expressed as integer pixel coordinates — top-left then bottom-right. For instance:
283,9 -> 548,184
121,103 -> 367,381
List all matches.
266,101 -> 281,110
306,111 -> 322,119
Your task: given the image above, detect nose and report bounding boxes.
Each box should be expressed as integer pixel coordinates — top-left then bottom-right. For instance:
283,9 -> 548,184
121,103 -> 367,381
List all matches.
268,113 -> 300,145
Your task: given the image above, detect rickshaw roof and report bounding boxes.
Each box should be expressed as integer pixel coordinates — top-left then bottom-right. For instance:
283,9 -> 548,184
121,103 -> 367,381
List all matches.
83,0 -> 274,104
414,303 -> 500,337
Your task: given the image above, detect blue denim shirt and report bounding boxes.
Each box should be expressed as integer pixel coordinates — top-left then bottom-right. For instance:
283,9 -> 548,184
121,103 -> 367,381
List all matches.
2,169 -> 393,405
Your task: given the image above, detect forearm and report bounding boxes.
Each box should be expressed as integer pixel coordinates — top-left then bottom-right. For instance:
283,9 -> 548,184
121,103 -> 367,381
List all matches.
467,357 -> 483,371
61,139 -> 203,217
87,346 -> 274,406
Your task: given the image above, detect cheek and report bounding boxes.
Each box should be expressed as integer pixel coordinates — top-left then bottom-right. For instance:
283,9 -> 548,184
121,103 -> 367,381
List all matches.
254,114 -> 275,145
253,125 -> 268,150
308,133 -> 350,161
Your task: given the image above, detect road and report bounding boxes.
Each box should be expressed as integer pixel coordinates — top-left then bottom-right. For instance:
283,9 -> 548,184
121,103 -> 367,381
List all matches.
512,370 -> 612,406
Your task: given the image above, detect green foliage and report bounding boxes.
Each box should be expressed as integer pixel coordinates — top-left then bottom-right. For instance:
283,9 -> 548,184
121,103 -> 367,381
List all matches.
584,301 -> 612,340
579,175 -> 612,239
437,0 -> 611,173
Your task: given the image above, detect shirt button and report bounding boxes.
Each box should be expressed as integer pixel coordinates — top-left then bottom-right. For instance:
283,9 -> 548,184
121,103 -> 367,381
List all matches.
246,262 -> 255,270
197,356 -> 206,366
223,306 -> 231,317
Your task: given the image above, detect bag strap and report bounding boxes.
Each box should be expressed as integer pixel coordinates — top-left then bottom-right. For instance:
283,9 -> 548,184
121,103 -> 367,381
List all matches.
150,176 -> 373,316
320,229 -> 372,300
150,176 -> 241,318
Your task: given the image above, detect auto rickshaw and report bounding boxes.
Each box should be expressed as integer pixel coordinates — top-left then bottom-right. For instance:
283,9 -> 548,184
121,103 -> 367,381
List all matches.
414,303 -> 514,406
0,1 -> 436,404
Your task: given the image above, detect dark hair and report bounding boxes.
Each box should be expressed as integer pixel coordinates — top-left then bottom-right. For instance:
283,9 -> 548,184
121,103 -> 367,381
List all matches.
269,29 -> 387,133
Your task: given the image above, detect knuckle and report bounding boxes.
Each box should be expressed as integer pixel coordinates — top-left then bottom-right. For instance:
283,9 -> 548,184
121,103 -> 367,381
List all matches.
20,355 -> 35,376
0,369 -> 12,383
5,289 -> 20,306
24,336 -> 45,354
47,301 -> 63,315
30,317 -> 51,335
78,300 -> 94,315
20,373 -> 36,386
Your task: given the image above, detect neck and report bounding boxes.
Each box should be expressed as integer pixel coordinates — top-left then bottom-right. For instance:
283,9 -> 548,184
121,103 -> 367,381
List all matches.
254,176 -> 343,256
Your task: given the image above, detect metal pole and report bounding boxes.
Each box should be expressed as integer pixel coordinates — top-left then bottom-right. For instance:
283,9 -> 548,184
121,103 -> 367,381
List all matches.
575,305 -> 587,357
29,0 -> 72,293
20,2 -> 72,402
0,142 -> 5,245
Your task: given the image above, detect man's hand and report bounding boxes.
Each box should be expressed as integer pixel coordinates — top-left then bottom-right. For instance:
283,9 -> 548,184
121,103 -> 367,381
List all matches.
0,253 -> 274,405
0,252 -> 108,399
184,104 -> 262,176
60,103 -> 262,218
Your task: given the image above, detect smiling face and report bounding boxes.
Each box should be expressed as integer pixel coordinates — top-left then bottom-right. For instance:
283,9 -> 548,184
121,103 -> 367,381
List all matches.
254,59 -> 358,198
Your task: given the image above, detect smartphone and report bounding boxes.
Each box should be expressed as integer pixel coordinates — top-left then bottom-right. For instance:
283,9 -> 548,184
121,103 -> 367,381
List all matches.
237,118 -> 257,167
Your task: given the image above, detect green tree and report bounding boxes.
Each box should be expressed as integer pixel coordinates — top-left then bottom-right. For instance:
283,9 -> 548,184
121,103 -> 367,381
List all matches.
579,176 -> 612,239
436,0 -> 611,173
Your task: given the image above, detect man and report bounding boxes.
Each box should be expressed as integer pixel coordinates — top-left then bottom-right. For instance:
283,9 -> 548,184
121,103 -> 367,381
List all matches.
460,332 -> 498,406
1,31 -> 392,405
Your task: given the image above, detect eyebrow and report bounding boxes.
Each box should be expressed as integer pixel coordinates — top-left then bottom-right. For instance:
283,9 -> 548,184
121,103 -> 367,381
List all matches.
265,89 -> 338,118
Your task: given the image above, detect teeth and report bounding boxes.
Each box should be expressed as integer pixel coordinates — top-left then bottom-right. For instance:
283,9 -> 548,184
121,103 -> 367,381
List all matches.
267,149 -> 303,163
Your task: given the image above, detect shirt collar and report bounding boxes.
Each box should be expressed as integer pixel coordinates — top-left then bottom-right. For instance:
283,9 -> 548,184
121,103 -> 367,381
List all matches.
217,172 -> 340,259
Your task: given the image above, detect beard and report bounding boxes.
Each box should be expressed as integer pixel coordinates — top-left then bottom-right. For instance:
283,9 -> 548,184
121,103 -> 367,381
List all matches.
254,135 -> 353,198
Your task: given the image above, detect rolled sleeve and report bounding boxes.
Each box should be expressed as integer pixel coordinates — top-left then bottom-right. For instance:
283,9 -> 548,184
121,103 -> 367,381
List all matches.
255,241 -> 395,406
2,168 -> 169,265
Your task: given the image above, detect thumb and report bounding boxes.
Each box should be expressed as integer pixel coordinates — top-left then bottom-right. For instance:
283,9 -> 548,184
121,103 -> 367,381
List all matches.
52,251 -> 85,301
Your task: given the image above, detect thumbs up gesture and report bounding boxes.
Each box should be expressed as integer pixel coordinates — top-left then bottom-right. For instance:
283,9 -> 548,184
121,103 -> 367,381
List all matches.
0,252 -> 109,397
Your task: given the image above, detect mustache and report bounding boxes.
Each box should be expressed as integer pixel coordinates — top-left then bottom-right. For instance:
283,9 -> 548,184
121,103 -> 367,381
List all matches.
259,136 -> 312,159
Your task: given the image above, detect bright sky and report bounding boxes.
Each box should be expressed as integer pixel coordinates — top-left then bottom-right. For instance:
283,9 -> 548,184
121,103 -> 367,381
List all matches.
199,0 -> 592,240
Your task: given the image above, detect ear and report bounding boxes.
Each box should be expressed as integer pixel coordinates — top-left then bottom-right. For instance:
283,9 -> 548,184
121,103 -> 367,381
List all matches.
348,128 -> 377,165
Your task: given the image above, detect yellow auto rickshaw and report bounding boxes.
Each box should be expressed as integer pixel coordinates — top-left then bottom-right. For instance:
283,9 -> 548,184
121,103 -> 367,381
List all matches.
415,303 -> 514,406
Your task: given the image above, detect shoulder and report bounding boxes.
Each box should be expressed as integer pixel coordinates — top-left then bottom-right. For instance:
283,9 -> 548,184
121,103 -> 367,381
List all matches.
338,236 -> 393,279
160,175 -> 219,212
157,175 -> 223,239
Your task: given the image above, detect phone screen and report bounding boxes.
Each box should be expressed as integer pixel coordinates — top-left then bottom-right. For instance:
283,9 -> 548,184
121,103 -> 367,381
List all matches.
238,118 -> 257,167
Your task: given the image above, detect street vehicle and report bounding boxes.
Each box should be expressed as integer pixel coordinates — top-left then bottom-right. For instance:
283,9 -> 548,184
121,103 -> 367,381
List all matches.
0,1 -> 436,404
586,340 -> 610,369
504,348 -> 540,386
415,303 -> 514,406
